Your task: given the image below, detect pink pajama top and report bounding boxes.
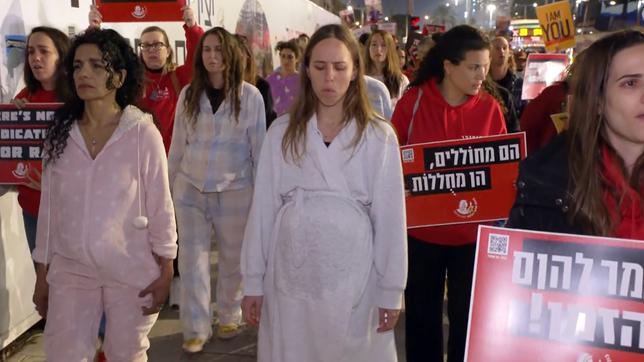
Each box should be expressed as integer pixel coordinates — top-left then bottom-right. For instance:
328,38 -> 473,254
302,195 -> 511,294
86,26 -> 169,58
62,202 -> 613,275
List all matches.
32,106 -> 177,289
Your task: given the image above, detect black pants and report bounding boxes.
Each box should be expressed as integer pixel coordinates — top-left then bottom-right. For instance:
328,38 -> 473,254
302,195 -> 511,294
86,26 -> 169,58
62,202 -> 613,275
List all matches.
405,236 -> 476,362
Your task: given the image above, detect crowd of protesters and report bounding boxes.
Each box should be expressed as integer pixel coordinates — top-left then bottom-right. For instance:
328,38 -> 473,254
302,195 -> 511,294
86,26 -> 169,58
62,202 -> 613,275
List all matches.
2,4 -> 643,361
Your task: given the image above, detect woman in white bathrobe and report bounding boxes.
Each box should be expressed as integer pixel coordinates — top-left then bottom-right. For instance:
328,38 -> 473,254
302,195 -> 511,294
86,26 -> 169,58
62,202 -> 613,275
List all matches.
241,24 -> 408,362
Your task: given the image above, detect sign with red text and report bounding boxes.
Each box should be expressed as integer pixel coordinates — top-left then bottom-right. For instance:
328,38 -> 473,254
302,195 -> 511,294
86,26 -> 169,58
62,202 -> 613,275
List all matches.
466,226 -> 644,362
0,103 -> 60,184
95,0 -> 185,22
400,133 -> 526,228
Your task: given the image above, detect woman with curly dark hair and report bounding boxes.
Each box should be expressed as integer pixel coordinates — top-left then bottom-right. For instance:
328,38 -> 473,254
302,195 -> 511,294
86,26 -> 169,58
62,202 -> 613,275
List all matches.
31,28 -> 177,362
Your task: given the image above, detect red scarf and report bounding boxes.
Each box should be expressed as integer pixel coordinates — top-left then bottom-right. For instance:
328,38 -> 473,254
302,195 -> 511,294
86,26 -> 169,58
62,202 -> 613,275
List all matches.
601,146 -> 644,240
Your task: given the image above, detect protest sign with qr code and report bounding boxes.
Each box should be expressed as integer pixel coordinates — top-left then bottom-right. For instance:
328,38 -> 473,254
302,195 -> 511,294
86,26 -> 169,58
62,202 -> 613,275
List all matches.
400,133 -> 526,228
465,225 -> 644,362
0,103 -> 61,184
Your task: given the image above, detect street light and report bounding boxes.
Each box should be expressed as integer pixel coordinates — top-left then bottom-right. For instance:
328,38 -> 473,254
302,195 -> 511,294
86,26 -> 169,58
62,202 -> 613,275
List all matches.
384,16 -> 389,21
425,14 -> 430,20
446,3 -> 450,7
487,4 -> 497,29
533,2 -> 538,7
347,5 -> 353,11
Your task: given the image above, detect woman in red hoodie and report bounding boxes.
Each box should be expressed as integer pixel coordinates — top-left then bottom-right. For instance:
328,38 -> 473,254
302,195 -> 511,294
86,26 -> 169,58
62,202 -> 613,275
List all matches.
89,5 -> 204,153
391,25 -> 506,362
11,26 -> 71,253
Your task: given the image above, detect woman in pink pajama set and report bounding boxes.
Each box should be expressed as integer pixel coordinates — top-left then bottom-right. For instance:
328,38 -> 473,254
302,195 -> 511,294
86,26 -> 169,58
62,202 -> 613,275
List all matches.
31,29 -> 177,362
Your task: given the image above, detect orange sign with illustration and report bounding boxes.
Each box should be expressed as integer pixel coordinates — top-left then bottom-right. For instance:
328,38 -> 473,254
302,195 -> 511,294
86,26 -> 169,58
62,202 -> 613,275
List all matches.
400,133 -> 527,228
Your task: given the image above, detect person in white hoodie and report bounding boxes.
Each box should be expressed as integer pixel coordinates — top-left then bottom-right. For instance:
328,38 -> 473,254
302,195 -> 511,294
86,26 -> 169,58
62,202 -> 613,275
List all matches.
241,23 -> 407,362
168,26 -> 266,353
31,28 -> 177,362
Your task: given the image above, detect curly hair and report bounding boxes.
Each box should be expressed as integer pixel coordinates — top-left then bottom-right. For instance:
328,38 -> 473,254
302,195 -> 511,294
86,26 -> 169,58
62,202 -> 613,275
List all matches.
45,28 -> 144,164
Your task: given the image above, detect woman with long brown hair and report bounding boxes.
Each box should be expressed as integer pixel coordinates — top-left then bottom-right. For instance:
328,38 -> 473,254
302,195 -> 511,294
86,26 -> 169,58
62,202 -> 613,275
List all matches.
365,29 -> 409,106
241,23 -> 407,361
10,26 -> 70,253
507,29 -> 644,239
168,27 -> 266,353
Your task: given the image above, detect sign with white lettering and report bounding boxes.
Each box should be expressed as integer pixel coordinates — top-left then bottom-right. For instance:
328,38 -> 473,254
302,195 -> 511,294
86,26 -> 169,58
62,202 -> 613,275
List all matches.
400,133 -> 527,227
465,226 -> 644,362
95,0 -> 185,22
0,103 -> 60,184
536,1 -> 576,52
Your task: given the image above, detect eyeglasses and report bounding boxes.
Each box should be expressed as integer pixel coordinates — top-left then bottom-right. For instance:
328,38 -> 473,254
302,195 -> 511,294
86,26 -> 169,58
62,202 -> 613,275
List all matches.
140,42 -> 167,52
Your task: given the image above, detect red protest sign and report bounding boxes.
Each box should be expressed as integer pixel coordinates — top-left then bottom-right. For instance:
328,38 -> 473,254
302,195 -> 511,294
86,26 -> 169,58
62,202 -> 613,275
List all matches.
401,133 -> 527,228
95,0 -> 185,22
522,53 -> 569,100
466,226 -> 644,362
0,103 -> 61,184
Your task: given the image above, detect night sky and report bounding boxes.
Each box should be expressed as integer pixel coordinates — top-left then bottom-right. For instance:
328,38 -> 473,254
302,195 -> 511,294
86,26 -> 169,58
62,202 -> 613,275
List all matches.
341,0 -> 443,17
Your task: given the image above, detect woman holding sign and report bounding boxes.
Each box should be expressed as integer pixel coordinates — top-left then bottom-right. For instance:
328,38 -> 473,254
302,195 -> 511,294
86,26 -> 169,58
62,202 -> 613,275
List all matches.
31,28 -> 176,362
391,25 -> 506,362
11,26 -> 71,253
241,23 -> 407,362
507,29 -> 644,240
89,4 -> 204,153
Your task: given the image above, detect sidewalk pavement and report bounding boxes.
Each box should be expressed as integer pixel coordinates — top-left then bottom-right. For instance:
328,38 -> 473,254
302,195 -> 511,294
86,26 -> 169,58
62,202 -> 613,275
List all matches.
4,250 -> 408,361
5,304 -> 407,362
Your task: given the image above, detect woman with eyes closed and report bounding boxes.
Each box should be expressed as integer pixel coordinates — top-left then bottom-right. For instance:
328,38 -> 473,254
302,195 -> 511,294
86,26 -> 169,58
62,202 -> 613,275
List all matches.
507,30 -> 644,241
391,25 -> 506,362
11,26 -> 70,254
89,4 -> 203,153
241,23 -> 407,362
31,28 -> 176,362
169,26 -> 266,353
266,39 -> 301,117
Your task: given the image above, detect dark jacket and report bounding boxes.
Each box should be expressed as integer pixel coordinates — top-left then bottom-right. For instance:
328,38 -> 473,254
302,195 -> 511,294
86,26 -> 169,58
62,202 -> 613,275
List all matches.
506,134 -> 587,235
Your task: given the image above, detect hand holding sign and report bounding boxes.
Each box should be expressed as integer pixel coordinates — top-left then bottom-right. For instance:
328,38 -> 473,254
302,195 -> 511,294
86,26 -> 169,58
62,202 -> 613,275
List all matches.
24,167 -> 41,191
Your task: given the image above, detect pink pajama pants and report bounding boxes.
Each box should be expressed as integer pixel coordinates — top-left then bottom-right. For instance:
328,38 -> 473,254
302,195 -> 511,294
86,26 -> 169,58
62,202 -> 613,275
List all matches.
44,260 -> 158,362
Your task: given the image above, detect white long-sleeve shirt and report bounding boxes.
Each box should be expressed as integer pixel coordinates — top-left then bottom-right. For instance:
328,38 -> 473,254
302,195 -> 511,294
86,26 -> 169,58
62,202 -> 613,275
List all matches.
168,82 -> 266,192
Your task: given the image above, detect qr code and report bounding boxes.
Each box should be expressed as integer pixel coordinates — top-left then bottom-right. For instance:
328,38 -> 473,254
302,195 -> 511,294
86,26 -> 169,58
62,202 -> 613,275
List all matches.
488,233 -> 509,256
402,149 -> 414,162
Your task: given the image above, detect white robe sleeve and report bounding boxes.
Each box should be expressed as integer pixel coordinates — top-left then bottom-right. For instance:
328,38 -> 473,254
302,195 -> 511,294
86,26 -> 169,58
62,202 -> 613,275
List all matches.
241,125 -> 281,296
369,123 -> 408,309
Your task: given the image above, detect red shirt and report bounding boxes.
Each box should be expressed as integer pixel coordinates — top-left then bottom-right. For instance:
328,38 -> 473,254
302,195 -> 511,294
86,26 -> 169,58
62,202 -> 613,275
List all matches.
519,81 -> 568,154
13,87 -> 58,217
392,78 -> 507,245
140,24 -> 204,154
